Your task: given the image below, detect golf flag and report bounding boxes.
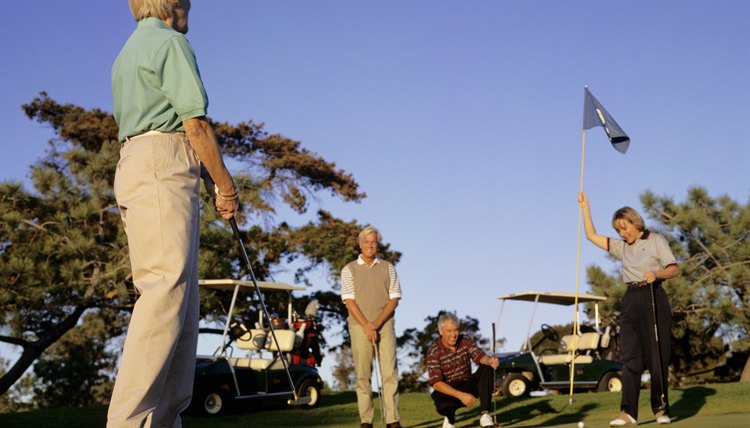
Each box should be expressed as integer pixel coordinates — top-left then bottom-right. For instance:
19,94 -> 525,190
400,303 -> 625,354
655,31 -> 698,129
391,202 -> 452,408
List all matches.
583,87 -> 630,154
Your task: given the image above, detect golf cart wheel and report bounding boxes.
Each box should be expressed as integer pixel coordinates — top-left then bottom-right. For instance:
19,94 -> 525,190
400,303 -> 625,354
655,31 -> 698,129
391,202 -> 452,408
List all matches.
194,388 -> 232,416
502,373 -> 530,398
296,379 -> 321,408
597,371 -> 623,392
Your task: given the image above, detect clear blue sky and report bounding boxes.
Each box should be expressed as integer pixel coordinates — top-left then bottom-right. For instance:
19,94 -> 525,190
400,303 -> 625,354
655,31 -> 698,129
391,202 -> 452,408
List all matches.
1,1 -> 749,385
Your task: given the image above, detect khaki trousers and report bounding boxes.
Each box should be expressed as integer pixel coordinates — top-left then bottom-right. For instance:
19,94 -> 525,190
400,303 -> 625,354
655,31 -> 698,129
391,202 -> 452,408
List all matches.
108,132 -> 201,428
349,317 -> 400,424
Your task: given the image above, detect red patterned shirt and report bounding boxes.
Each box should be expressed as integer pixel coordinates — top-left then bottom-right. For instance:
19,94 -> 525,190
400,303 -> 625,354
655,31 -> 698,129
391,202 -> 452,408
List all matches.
426,335 -> 487,386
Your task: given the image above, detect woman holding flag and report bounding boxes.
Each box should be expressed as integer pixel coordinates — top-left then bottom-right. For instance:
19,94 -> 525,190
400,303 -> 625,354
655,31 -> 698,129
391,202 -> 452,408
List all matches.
578,193 -> 678,426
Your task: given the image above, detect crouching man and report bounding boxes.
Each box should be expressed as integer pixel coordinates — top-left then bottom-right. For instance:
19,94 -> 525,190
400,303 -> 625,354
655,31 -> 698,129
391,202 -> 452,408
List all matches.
426,312 -> 500,428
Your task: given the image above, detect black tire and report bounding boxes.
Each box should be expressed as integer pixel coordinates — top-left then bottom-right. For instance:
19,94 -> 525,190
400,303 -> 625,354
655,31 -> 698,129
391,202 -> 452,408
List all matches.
597,371 -> 623,392
191,388 -> 233,416
502,373 -> 530,398
296,379 -> 321,408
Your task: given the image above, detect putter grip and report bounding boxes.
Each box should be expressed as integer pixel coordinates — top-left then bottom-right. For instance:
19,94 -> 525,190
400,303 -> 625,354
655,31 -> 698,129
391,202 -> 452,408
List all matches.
492,322 -> 496,353
230,218 -> 241,239
200,164 -> 217,198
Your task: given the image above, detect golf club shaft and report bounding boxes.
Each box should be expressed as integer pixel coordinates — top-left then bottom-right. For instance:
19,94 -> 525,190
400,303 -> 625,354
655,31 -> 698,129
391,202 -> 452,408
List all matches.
492,322 -> 497,426
650,283 -> 667,407
230,218 -> 301,402
373,341 -> 386,426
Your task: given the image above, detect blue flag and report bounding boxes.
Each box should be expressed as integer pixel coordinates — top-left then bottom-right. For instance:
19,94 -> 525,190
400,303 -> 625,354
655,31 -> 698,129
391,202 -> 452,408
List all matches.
583,87 -> 630,154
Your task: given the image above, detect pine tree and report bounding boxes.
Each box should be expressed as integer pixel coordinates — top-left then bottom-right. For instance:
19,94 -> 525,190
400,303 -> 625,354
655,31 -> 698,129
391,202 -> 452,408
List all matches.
0,93 -> 397,403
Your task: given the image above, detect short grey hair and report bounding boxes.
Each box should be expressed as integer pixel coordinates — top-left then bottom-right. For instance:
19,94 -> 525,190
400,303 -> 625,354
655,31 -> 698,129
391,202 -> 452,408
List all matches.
437,312 -> 459,330
128,0 -> 180,21
358,226 -> 381,243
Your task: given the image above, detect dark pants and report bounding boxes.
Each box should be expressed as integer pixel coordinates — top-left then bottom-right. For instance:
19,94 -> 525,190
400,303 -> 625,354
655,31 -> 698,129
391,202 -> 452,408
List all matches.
619,283 -> 671,420
431,365 -> 494,424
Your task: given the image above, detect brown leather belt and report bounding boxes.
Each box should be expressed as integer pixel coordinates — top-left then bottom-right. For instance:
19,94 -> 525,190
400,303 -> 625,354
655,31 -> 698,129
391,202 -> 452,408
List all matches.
626,280 -> 660,289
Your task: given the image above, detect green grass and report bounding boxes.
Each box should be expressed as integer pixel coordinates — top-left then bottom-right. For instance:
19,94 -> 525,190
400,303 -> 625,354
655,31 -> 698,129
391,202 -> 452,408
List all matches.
2,382 -> 749,427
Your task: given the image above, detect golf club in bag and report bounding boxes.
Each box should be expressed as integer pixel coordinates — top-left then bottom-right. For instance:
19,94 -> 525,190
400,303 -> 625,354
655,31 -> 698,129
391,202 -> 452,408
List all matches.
372,341 -> 386,426
229,218 -> 311,406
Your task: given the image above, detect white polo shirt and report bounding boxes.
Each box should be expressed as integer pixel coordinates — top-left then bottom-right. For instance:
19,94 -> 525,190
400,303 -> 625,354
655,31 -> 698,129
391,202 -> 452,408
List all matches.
608,230 -> 677,283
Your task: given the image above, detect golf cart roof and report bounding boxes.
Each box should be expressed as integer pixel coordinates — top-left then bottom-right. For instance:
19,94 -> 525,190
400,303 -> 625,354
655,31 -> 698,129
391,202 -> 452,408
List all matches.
496,291 -> 606,306
199,279 -> 305,292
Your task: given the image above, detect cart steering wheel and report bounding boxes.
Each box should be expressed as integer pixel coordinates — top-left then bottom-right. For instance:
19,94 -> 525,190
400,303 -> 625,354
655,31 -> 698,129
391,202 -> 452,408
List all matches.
541,324 -> 559,342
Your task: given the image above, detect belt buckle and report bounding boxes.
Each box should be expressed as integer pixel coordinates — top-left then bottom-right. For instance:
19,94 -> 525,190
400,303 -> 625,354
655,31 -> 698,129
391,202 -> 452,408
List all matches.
627,280 -> 648,288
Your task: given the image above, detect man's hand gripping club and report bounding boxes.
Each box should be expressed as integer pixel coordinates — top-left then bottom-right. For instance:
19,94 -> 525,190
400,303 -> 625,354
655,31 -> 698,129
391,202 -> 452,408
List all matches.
201,165 -> 239,220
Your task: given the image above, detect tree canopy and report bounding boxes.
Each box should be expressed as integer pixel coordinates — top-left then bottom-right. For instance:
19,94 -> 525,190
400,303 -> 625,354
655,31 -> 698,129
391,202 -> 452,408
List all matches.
0,93 -> 399,404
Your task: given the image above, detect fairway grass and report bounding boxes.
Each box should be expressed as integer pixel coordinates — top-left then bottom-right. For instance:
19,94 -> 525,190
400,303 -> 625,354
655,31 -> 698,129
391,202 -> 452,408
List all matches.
1,382 -> 748,427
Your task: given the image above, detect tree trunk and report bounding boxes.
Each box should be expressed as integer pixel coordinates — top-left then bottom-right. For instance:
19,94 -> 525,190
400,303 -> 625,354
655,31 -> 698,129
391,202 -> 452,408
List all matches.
0,344 -> 44,395
741,355 -> 750,383
0,305 -> 88,394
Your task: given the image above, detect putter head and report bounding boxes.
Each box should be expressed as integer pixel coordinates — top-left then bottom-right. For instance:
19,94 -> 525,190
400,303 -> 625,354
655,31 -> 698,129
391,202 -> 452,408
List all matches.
287,395 -> 312,406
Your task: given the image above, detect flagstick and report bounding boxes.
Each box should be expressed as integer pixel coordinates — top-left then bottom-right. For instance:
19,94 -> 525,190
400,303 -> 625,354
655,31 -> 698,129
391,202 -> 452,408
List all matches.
569,128 -> 587,405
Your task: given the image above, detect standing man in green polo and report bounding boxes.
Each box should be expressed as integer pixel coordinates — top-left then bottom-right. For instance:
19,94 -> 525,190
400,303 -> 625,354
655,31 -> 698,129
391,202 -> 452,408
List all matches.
108,1 -> 238,427
341,226 -> 403,428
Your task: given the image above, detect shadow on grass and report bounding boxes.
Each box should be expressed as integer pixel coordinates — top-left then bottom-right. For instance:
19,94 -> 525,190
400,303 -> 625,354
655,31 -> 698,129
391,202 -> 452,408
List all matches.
532,402 -> 598,427
501,398 -> 555,426
314,390 -> 359,407
190,390 -> 359,419
406,406 -> 493,428
671,386 -> 716,420
408,416 -> 444,428
406,396 -> 509,428
184,391 -> 362,427
408,396 -> 544,428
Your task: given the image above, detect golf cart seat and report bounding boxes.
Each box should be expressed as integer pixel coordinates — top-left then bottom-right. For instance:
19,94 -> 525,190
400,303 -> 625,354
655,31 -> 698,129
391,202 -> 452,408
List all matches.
265,329 -> 297,352
600,326 -> 611,348
236,328 -> 267,350
233,328 -> 275,370
232,329 -> 297,370
537,332 -> 600,365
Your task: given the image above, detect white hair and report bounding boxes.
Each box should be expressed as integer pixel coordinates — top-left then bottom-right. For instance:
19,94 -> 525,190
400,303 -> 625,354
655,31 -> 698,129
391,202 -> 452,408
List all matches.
358,226 -> 381,242
128,0 -> 180,21
437,312 -> 460,330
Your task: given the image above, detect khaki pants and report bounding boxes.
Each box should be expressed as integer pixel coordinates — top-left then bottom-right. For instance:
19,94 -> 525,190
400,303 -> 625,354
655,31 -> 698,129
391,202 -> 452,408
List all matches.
108,132 -> 201,428
349,317 -> 400,424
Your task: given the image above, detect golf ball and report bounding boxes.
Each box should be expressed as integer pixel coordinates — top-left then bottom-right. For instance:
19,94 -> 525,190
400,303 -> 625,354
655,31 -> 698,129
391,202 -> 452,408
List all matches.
577,422 -> 584,428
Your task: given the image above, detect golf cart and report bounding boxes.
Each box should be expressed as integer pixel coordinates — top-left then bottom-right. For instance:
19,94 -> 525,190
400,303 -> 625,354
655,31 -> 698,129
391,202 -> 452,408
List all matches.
189,279 -> 324,416
494,291 -> 622,398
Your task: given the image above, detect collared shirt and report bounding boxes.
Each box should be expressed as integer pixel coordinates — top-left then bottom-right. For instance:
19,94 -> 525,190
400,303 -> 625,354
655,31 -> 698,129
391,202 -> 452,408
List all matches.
608,230 -> 678,283
112,18 -> 208,142
340,255 -> 401,301
426,335 -> 486,386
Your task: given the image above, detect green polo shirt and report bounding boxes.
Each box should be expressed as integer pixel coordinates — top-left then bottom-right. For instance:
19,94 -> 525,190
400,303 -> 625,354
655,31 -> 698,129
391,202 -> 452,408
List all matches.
112,18 -> 208,142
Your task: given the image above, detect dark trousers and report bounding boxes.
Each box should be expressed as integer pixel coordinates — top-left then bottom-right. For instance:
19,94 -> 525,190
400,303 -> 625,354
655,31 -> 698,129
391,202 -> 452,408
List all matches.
619,284 -> 671,420
430,365 -> 494,423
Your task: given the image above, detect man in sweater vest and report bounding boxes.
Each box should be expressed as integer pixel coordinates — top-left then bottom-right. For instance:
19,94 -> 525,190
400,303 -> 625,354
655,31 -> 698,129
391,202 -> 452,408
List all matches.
341,226 -> 403,428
